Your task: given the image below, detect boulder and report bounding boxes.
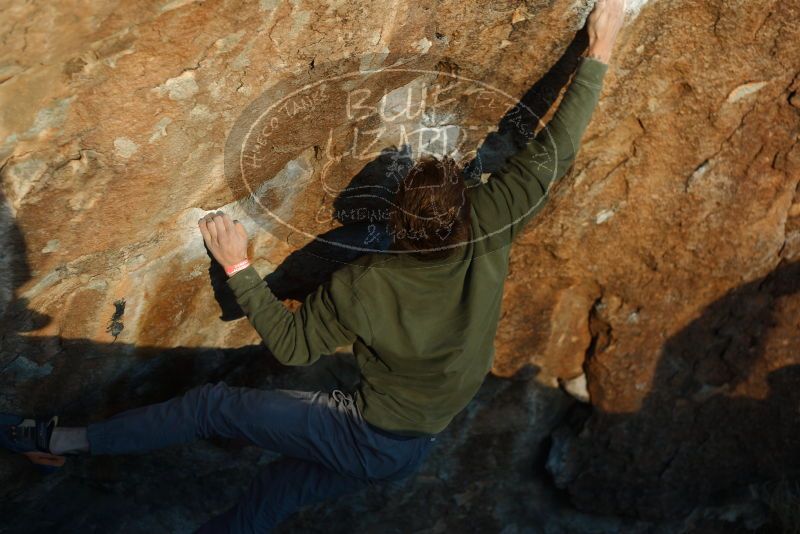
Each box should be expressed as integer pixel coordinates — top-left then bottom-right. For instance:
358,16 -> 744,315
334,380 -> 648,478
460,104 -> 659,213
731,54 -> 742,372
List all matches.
1,0 -> 798,528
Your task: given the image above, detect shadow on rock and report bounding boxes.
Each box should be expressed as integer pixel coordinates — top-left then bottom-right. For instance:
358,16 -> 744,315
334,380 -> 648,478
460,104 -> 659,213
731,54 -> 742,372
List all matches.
548,260 -> 800,524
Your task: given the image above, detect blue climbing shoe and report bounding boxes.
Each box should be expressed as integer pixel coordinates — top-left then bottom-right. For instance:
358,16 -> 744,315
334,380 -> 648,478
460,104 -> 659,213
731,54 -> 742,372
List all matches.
0,413 -> 65,471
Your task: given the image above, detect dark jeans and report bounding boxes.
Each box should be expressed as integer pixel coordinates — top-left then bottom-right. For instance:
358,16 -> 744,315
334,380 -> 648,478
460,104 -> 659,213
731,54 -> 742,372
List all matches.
86,382 -> 437,533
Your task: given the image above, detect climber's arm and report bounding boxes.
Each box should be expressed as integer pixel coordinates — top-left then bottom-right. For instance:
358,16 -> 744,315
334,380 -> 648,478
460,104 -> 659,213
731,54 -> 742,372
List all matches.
468,57 -> 608,243
225,265 -> 370,366
198,211 -> 370,366
468,0 -> 622,244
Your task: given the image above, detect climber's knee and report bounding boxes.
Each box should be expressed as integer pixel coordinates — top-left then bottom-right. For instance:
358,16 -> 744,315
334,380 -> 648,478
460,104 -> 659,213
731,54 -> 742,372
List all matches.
182,381 -> 232,439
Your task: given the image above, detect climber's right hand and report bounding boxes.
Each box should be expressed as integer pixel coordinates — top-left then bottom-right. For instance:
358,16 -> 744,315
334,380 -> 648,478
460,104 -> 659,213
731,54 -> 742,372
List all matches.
586,0 -> 626,64
198,211 -> 249,271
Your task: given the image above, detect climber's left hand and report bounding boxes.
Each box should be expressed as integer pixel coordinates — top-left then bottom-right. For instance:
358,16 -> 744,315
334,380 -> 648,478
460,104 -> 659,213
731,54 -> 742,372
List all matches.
198,211 -> 249,270
586,0 -> 626,64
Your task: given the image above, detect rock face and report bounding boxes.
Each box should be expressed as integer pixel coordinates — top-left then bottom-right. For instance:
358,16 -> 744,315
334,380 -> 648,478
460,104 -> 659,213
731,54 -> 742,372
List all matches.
547,262 -> 800,519
1,0 -> 799,530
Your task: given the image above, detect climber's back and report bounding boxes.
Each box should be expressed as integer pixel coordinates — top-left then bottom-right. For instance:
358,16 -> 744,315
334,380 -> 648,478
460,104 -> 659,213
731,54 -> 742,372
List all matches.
345,192 -> 513,436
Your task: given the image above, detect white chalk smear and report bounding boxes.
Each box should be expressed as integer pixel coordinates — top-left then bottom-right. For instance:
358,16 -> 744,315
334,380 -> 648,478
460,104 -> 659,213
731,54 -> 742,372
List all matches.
114,137 -> 139,159
572,0 -> 656,29
595,208 -> 615,224
625,0 -> 654,16
727,81 -> 768,104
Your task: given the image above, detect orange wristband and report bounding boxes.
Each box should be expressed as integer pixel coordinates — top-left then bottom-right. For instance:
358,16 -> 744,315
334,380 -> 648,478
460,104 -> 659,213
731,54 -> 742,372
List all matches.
225,259 -> 250,276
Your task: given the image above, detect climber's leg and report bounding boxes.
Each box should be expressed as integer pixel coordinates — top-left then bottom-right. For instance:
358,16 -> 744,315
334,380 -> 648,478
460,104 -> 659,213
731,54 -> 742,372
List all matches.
190,387 -> 435,532
87,382 -> 436,532
87,382 -> 323,456
194,456 -> 369,534
86,381 -> 436,478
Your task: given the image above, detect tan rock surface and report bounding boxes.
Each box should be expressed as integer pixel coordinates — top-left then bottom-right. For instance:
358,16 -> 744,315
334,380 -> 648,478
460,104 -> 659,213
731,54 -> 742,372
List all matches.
1,0 -> 799,528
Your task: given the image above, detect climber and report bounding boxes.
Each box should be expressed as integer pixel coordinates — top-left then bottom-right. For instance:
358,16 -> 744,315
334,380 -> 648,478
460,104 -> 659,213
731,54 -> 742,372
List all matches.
0,0 -> 625,531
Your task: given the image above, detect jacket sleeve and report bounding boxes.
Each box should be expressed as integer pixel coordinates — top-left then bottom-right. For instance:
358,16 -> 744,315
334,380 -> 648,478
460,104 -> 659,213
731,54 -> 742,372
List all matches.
226,265 -> 372,366
468,56 -> 608,245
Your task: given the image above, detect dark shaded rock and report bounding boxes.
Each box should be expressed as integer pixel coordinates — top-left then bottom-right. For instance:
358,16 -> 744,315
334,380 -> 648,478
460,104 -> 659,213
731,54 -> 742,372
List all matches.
548,261 -> 800,519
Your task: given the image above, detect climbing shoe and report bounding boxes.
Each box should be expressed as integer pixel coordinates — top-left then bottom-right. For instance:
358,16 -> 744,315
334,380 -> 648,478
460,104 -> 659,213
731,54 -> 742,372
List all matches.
0,413 -> 65,471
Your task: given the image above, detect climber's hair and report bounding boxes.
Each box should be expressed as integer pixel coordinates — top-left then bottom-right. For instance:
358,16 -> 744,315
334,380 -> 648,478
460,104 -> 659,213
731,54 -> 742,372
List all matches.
388,154 -> 472,260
